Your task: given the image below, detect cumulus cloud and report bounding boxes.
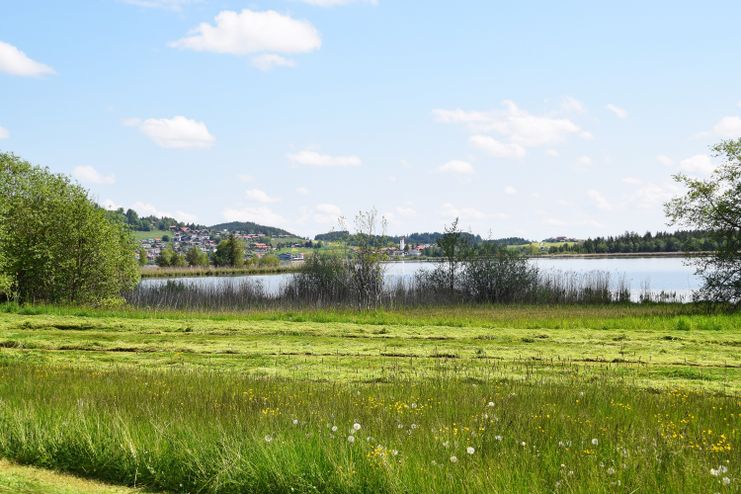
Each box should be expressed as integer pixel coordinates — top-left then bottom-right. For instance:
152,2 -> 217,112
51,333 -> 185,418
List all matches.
170,9 -> 321,69
587,189 -> 611,210
251,54 -> 295,71
124,116 -> 215,149
441,202 -> 508,222
435,100 -> 589,148
0,127 -> 8,139
0,41 -> 55,76
629,183 -> 678,210
679,154 -> 715,175
561,96 -> 586,114
606,104 -> 628,119
712,116 -> 741,138
656,155 -> 674,166
245,188 -> 279,203
223,206 -> 285,225
436,100 -> 589,159
287,150 -> 361,167
133,201 -> 197,223
469,135 -> 526,159
313,203 -> 343,224
72,165 -> 116,185
438,160 -> 474,174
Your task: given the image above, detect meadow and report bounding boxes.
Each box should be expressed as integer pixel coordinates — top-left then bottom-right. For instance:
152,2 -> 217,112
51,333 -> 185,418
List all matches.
0,304 -> 738,493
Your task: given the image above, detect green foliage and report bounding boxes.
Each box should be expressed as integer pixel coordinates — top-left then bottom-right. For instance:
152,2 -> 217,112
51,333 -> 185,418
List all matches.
0,153 -> 139,303
213,234 -> 245,267
209,221 -> 295,237
137,248 -> 148,266
185,247 -> 209,267
665,138 -> 741,305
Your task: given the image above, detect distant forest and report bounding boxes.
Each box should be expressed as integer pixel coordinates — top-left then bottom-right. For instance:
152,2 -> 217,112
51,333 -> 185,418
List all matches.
546,230 -> 718,254
105,208 -> 201,232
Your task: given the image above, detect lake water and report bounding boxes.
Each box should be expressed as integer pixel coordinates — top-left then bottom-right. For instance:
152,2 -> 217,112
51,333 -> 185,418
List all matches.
140,257 -> 702,301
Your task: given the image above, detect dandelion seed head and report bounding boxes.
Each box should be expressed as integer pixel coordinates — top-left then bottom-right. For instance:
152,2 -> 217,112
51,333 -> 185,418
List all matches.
353,423 -> 361,431
347,435 -> 355,444
292,419 -> 299,425
591,438 -> 599,446
466,446 -> 475,455
722,477 -> 731,486
449,455 -> 458,463
331,425 -> 338,432
264,434 -> 273,443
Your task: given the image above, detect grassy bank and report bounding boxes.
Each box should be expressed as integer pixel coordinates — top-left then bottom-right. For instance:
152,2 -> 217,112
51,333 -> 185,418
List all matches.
0,305 -> 738,492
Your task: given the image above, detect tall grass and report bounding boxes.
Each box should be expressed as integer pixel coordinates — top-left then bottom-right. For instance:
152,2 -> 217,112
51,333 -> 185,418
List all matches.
126,269 -> 664,312
0,364 -> 736,493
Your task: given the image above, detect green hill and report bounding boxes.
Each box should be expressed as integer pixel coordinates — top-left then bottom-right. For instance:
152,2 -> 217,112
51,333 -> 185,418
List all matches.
209,221 -> 295,237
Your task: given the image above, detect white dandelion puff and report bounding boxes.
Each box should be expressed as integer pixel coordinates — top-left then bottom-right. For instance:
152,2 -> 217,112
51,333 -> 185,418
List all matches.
487,401 -> 495,407
347,435 -> 355,444
494,435 -> 503,441
449,455 -> 458,463
466,446 -> 475,455
353,423 -> 361,431
722,477 -> 731,486
591,438 -> 599,446
264,434 -> 273,443
331,425 -> 338,433
292,419 -> 299,425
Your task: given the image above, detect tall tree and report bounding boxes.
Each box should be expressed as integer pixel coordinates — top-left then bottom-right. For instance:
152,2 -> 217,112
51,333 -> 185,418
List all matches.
437,218 -> 468,292
0,153 -> 139,303
213,234 -> 245,267
665,139 -> 741,305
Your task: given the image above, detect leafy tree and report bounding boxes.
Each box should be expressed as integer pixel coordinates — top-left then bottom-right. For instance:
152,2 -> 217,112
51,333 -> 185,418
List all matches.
437,218 -> 469,292
161,234 -> 170,242
138,247 -> 148,266
0,153 -> 139,303
185,247 -> 209,267
156,245 -> 175,267
665,139 -> 741,305
213,234 -> 245,267
346,209 -> 387,308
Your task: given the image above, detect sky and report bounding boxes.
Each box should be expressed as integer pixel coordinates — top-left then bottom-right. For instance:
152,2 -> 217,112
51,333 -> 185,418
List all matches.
2,1 -> 741,239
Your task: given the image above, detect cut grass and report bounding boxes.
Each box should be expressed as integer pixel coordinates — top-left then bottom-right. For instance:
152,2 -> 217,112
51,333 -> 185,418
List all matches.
0,460 -> 146,494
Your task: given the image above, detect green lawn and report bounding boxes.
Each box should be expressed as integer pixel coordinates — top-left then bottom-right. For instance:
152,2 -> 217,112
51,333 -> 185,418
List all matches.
131,230 -> 170,241
0,304 -> 737,493
0,460 -> 146,494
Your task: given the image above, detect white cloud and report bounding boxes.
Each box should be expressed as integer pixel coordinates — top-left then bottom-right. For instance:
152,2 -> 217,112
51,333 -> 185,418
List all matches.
296,186 -> 309,195
656,155 -> 674,166
545,148 -> 560,157
0,41 -> 55,77
395,206 -> 417,218
133,201 -> 197,223
629,183 -> 678,210
577,155 -> 592,167
712,116 -> 741,138
313,203 -> 343,224
435,100 -> 589,150
121,0 -> 199,10
622,177 -> 642,185
245,188 -> 279,203
223,206 -> 285,226
101,199 -> 120,210
0,127 -> 8,139
438,160 -> 474,174
561,96 -> 586,114
469,135 -> 526,158
124,116 -> 215,149
441,202 -> 508,222
72,165 -> 116,185
679,154 -> 715,175
606,104 -> 628,119
504,185 -> 517,195
587,189 -> 612,210
288,150 -> 361,167
170,9 -> 321,70
301,0 -> 378,6
251,54 -> 296,71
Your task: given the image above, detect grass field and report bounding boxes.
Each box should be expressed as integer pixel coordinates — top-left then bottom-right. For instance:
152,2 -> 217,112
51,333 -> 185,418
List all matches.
0,304 -> 738,492
131,230 -> 171,241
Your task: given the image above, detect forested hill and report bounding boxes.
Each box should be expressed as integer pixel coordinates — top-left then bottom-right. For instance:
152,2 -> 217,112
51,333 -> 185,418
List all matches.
209,221 -> 296,237
314,230 -> 531,246
105,208 -> 203,232
554,230 -> 718,254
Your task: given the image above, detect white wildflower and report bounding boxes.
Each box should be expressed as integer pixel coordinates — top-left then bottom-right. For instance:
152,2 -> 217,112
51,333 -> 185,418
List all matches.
449,455 -> 458,463
591,438 -> 599,446
292,419 -> 299,425
331,425 -> 338,433
487,401 -> 495,407
607,467 -> 616,475
722,477 -> 731,486
494,435 -> 503,441
264,434 -> 273,443
466,446 -> 475,455
347,435 -> 355,444
353,423 -> 361,431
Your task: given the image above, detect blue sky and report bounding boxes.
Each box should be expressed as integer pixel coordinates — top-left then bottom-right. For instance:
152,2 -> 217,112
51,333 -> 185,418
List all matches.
2,1 -> 741,238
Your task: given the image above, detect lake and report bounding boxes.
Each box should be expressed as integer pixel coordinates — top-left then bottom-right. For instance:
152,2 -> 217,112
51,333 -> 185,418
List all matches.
140,256 -> 702,302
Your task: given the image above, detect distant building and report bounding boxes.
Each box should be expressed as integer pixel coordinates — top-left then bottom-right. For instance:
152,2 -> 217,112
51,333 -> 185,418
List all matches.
399,237 -> 406,251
